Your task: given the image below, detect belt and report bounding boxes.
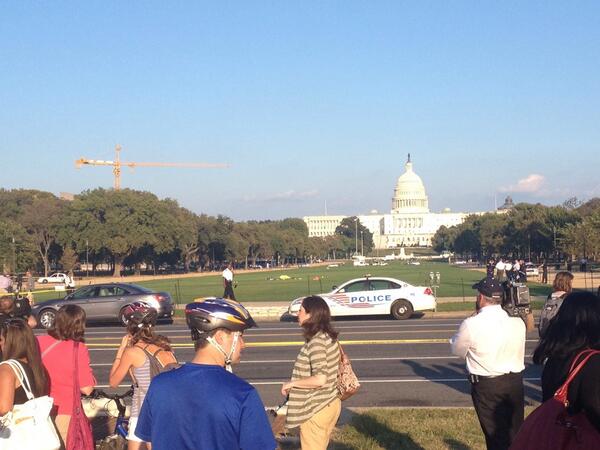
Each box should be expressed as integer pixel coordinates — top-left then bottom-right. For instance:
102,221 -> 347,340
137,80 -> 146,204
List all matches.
468,373 -> 514,384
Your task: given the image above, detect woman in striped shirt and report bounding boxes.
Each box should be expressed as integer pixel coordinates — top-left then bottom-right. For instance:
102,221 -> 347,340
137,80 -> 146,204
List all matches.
109,303 -> 177,450
282,296 -> 341,449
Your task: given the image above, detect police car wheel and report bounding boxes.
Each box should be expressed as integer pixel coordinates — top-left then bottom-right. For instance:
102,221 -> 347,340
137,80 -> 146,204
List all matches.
391,300 -> 413,320
39,309 -> 56,329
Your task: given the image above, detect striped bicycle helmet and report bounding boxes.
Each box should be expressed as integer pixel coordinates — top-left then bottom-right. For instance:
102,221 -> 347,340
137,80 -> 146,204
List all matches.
185,297 -> 257,339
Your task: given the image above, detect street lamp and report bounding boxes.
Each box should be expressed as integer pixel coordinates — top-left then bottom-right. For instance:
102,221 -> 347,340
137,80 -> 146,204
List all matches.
360,231 -> 364,256
354,218 -> 358,256
86,239 -> 89,277
11,237 -> 16,273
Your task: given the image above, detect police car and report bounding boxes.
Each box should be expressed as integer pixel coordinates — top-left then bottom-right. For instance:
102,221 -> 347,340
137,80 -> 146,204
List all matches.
288,276 -> 437,320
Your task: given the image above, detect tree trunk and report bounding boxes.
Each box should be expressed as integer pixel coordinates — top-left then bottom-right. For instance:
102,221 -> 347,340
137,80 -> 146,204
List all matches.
113,255 -> 124,277
134,262 -> 141,276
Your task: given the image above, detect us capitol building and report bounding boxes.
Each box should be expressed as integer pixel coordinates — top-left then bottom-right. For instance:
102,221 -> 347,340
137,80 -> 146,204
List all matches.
304,155 -> 485,249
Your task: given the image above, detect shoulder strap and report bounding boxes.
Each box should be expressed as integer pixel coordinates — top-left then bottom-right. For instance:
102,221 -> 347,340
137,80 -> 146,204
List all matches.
140,345 -> 165,368
41,339 -> 62,359
0,360 -> 34,401
554,349 -> 600,405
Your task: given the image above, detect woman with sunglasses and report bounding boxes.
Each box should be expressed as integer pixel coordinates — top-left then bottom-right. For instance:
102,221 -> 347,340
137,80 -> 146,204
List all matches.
0,318 -> 48,415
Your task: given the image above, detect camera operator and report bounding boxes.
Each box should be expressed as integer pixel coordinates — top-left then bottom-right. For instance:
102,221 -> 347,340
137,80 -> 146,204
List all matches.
450,277 -> 526,450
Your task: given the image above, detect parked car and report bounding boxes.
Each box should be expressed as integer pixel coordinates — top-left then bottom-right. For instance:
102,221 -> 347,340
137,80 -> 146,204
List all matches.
37,272 -> 74,286
31,283 -> 174,329
288,276 -> 437,320
524,263 -> 539,277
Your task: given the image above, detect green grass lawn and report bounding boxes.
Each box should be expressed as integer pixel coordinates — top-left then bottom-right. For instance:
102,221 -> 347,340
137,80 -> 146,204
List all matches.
30,261 -> 553,305
326,407 -> 536,450
136,261 -> 552,303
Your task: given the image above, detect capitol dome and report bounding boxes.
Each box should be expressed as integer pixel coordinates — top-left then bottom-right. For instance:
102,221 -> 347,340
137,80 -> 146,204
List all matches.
391,155 -> 429,213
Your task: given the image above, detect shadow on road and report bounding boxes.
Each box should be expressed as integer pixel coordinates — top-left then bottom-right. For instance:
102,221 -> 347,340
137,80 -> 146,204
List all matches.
402,359 -> 472,397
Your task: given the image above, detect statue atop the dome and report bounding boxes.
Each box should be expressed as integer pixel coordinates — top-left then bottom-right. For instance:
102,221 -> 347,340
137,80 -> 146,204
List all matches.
407,153 -> 411,163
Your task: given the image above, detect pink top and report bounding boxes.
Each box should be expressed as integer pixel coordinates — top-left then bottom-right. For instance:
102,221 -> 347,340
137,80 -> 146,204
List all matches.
37,335 -> 96,415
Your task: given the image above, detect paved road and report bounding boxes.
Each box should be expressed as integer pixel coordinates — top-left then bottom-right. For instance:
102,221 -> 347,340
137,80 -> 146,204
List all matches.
36,317 -> 543,409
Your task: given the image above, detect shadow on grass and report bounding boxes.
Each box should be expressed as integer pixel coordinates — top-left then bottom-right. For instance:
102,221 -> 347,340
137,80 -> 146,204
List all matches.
330,413 -> 426,450
443,438 -> 473,450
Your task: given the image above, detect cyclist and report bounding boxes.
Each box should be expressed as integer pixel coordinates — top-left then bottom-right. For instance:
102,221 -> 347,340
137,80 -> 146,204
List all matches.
135,298 -> 276,450
109,302 -> 177,450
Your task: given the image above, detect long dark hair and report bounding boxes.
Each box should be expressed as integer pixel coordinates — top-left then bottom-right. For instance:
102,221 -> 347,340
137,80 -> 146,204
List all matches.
48,304 -> 86,342
127,313 -> 172,351
301,296 -> 338,342
533,291 -> 600,364
1,319 -> 48,397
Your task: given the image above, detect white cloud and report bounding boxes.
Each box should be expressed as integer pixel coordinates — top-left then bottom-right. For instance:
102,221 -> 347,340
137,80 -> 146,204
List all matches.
500,174 -> 545,193
265,190 -> 319,201
242,190 -> 319,203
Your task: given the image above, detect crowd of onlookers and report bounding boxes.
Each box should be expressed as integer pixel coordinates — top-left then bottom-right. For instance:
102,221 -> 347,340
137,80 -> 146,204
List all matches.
2,262 -> 600,450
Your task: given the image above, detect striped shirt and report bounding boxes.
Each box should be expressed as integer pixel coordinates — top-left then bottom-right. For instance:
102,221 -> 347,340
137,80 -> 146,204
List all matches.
131,356 -> 152,417
285,332 -> 340,429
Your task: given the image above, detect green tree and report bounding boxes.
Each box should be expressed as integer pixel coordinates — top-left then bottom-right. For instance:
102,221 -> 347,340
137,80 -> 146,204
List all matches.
335,217 -> 374,255
61,188 -> 177,276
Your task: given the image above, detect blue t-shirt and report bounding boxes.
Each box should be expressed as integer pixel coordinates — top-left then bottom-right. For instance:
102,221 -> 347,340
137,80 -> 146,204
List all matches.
135,363 -> 276,450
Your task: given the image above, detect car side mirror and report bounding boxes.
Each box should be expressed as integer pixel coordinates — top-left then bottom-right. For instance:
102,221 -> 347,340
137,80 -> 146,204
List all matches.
333,286 -> 341,292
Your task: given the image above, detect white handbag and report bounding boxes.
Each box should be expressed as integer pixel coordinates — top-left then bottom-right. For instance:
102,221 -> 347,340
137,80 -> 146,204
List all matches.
0,360 -> 61,450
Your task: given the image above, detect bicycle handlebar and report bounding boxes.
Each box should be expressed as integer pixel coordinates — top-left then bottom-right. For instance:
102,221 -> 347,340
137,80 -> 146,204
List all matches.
85,387 -> 134,400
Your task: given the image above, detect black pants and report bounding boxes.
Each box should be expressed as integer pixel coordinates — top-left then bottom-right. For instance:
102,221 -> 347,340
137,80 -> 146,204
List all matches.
223,280 -> 236,300
470,372 -> 524,450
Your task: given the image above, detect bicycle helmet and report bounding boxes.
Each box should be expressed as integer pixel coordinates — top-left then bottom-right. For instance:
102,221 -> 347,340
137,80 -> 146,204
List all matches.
122,301 -> 158,326
185,298 -> 257,371
185,297 -> 256,334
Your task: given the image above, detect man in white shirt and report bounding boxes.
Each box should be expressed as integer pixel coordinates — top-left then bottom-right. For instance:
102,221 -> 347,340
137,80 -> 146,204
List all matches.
450,277 -> 526,450
222,263 -> 236,300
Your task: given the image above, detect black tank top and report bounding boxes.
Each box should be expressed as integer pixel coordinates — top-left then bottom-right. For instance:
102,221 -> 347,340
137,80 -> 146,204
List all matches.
12,361 -> 36,404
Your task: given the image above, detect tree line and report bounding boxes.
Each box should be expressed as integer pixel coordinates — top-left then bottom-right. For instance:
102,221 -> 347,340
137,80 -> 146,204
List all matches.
431,198 -> 600,262
0,188 -> 373,277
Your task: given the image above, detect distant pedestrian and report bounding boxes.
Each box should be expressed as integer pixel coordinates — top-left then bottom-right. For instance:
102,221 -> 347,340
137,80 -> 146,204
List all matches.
26,270 -> 35,291
450,277 -> 526,450
0,272 -> 12,294
538,271 -> 574,338
222,263 -> 236,300
541,260 -> 548,284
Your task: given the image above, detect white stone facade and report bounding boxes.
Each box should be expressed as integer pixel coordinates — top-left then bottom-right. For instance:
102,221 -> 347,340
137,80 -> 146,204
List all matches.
304,156 -> 478,249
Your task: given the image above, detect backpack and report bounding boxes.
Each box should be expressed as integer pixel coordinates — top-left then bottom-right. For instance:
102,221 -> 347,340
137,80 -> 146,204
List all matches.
538,291 -> 567,338
139,345 -> 180,379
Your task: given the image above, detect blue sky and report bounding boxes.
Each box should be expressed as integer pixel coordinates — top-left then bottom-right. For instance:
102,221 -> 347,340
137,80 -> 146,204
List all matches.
1,2 -> 599,220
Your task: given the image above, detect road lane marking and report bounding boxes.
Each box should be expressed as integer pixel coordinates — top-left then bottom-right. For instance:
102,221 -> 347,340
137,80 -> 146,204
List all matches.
91,377 -> 542,389
84,329 -> 458,342
79,323 -> 464,335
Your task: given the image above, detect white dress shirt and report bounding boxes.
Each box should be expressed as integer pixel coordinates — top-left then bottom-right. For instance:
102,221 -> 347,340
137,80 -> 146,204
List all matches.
222,267 -> 233,282
450,305 -> 525,376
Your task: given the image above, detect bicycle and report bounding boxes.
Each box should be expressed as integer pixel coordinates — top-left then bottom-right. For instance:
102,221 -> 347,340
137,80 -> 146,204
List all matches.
84,388 -> 133,450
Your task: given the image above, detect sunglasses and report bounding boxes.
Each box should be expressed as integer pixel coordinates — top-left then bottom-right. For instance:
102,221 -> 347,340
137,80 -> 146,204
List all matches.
1,317 -> 26,330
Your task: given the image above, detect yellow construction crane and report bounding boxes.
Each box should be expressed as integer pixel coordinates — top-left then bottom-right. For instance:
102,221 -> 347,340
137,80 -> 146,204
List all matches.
75,145 -> 228,190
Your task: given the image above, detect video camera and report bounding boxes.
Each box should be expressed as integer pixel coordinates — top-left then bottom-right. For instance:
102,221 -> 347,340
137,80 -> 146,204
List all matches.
501,280 -> 531,321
